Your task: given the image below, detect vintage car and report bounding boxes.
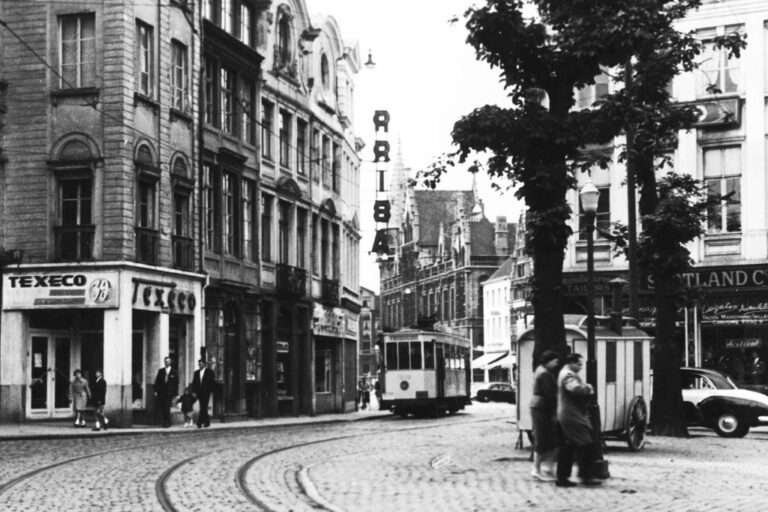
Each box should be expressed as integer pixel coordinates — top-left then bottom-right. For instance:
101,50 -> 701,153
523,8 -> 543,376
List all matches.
681,367 -> 768,437
475,383 -> 516,404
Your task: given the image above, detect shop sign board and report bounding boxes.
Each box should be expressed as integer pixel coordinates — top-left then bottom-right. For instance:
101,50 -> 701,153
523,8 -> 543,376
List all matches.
131,278 -> 197,315
313,303 -> 344,337
724,338 -> 763,349
701,297 -> 768,323
644,265 -> 768,291
3,271 -> 119,309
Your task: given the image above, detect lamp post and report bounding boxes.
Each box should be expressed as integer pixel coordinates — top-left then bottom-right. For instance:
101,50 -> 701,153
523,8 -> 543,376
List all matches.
579,181 -> 608,478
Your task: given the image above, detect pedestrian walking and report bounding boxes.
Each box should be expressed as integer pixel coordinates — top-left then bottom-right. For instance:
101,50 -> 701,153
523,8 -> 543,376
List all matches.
69,369 -> 91,428
529,349 -> 560,482
192,357 -> 215,428
749,350 -> 766,385
176,386 -> 197,427
555,353 -> 601,487
358,378 -> 371,410
374,379 -> 383,409
154,356 -> 179,428
91,369 -> 109,431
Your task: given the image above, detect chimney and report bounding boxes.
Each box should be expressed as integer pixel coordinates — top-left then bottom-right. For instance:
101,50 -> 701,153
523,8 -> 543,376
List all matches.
495,216 -> 509,255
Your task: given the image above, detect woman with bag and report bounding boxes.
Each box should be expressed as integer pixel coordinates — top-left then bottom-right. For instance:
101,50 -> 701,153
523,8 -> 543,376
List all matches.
69,369 -> 91,428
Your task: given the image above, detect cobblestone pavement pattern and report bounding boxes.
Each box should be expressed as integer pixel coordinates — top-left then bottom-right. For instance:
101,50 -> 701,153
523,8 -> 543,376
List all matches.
0,403 -> 767,512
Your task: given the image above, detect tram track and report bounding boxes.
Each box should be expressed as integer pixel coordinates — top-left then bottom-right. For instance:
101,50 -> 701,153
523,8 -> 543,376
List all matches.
156,414 -> 501,512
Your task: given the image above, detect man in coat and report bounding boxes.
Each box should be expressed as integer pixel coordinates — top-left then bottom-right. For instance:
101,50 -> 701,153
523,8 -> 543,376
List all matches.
154,356 -> 178,428
192,357 -> 215,428
555,352 -> 601,487
91,369 -> 109,431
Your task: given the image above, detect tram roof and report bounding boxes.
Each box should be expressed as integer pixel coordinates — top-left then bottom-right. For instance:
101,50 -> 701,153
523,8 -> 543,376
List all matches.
384,328 -> 471,347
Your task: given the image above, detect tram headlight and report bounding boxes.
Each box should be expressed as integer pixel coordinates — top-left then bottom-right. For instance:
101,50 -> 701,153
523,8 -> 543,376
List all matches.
400,381 -> 409,391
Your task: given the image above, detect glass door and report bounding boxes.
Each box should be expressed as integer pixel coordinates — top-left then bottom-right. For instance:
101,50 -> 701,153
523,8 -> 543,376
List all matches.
28,335 -> 72,419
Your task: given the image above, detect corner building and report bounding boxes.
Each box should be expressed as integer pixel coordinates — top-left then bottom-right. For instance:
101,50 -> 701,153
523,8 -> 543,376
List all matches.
0,1 -> 203,425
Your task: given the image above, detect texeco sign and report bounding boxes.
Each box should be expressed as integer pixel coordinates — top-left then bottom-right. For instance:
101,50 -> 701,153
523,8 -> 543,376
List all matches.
3,271 -> 119,309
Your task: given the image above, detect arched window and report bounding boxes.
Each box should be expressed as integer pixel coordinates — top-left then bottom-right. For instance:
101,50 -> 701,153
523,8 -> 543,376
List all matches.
135,144 -> 159,264
54,139 -> 95,261
172,157 -> 188,177
59,140 -> 92,161
320,54 -> 330,90
171,155 -> 193,270
277,15 -> 292,66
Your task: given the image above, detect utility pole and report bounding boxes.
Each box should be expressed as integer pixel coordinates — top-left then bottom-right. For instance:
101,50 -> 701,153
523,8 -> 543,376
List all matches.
625,59 -> 640,320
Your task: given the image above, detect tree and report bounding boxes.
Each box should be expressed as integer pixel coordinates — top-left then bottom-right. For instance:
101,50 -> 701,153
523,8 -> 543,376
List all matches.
415,0 -> 647,366
593,0 -> 745,436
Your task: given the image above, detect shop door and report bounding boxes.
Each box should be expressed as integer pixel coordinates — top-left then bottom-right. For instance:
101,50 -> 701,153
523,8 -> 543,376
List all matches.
28,335 -> 73,419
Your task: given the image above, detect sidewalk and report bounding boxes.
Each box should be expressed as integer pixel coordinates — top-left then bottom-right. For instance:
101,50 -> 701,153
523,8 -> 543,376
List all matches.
0,407 -> 390,441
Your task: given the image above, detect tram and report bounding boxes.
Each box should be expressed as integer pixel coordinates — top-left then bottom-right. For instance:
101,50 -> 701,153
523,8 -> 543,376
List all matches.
379,328 -> 472,417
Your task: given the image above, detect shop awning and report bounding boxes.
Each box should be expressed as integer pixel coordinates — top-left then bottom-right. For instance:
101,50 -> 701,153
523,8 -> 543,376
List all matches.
472,352 -> 507,370
485,353 -> 516,370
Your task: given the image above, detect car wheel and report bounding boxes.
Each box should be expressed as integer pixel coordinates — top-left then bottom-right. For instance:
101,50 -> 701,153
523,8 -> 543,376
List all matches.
713,412 -> 744,437
479,395 -> 490,402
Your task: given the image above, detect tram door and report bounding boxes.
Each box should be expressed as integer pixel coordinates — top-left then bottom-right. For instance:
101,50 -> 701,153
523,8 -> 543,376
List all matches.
436,344 -> 445,398
28,335 -> 74,419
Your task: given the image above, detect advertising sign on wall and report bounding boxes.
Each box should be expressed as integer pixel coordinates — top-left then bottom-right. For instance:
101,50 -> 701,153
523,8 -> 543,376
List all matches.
4,271 -> 120,309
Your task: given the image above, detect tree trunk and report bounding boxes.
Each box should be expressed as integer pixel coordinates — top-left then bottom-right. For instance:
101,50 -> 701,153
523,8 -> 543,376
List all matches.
530,226 -> 568,369
649,273 -> 688,436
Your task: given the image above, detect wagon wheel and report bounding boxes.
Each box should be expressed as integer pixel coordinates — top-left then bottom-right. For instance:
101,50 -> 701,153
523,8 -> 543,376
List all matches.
625,396 -> 648,451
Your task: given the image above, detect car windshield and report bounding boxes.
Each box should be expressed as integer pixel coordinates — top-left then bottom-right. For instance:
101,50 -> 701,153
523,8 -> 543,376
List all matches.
707,372 -> 738,389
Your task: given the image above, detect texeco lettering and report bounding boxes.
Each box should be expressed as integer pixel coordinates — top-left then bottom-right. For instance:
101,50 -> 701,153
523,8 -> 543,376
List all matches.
8,274 -> 87,288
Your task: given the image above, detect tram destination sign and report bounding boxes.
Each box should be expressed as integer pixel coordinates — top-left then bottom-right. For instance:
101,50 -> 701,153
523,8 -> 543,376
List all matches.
3,271 -> 120,309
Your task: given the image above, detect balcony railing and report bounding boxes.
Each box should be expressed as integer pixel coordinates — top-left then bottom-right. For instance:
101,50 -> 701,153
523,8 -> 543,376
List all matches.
55,225 -> 95,261
321,277 -> 340,306
172,235 -> 195,271
136,227 -> 160,265
276,263 -> 307,296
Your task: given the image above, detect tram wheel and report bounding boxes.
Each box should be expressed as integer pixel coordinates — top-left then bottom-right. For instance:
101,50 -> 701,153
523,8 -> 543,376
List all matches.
625,396 -> 648,451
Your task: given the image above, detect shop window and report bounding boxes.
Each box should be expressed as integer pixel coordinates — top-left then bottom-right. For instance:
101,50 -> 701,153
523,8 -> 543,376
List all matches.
578,186 -> 610,240
136,21 -> 154,98
704,146 -> 741,234
60,13 -> 96,89
132,331 -> 144,408
315,350 -> 332,393
277,306 -> 293,397
244,310 -> 261,382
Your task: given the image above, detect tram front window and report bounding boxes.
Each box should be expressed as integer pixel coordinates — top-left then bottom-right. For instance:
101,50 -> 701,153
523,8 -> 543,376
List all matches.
398,342 -> 410,370
424,341 -> 435,369
410,342 -> 422,369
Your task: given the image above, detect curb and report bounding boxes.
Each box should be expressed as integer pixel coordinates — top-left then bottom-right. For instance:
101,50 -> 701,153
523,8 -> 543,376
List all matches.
0,411 -> 392,442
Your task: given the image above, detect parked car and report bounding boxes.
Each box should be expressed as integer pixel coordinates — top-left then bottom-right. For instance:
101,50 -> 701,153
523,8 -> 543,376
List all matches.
681,367 -> 768,438
475,383 -> 516,404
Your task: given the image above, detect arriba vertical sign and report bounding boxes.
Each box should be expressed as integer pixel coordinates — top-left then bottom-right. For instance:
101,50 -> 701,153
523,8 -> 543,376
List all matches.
371,110 -> 391,257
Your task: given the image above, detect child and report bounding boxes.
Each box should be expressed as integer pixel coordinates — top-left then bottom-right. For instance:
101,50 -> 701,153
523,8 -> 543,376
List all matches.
176,386 -> 196,428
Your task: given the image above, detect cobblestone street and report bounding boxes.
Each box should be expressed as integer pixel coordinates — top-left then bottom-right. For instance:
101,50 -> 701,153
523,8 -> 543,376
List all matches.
0,403 -> 766,511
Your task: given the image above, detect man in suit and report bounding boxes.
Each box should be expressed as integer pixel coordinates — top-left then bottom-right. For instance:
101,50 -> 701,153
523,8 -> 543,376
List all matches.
91,369 -> 109,431
192,357 -> 215,428
154,356 -> 178,428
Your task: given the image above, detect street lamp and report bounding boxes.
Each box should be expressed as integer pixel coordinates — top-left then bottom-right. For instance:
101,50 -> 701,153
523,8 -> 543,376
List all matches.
579,180 -> 609,478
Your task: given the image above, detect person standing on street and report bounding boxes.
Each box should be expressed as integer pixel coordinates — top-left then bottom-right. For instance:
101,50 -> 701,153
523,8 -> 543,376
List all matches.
91,369 -> 109,431
192,358 -> 215,428
69,369 -> 91,428
529,350 -> 560,482
555,353 -> 601,487
358,378 -> 371,410
154,356 -> 178,428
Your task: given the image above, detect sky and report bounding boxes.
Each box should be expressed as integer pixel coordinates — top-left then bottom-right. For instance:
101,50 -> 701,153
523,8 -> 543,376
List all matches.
312,0 -> 521,292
